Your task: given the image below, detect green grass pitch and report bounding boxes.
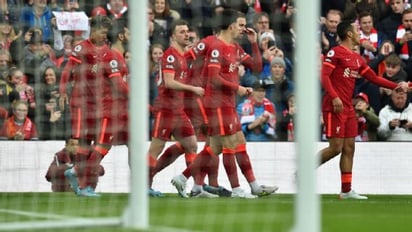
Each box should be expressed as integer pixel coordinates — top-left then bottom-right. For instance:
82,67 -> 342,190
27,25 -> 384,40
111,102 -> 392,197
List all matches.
0,193 -> 411,232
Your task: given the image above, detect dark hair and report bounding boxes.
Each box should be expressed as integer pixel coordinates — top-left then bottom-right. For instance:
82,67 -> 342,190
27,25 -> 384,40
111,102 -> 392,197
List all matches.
252,80 -> 268,90
213,8 -> 244,32
42,66 -> 61,84
28,29 -> 43,45
169,19 -> 189,37
337,20 -> 354,40
357,11 -> 373,22
108,18 -> 128,44
385,53 -> 402,67
252,12 -> 269,26
90,15 -> 112,30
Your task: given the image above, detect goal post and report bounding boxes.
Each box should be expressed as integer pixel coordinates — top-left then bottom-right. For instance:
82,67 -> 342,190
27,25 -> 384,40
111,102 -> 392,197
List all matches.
121,0 -> 149,229
291,0 -> 320,232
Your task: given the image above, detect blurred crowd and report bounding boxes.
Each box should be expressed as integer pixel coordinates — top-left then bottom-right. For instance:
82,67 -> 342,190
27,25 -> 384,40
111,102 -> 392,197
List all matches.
1,0 -> 412,142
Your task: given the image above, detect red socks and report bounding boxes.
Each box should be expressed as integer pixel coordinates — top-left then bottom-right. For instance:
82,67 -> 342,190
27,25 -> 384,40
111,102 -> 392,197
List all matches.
341,172 -> 352,193
154,143 -> 184,173
235,144 -> 256,183
148,154 -> 157,187
222,147 -> 239,188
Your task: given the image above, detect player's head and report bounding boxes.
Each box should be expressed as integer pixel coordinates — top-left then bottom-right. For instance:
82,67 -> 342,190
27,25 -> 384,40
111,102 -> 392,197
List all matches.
65,138 -> 79,155
108,18 -> 129,48
90,15 -> 112,46
337,20 -> 359,45
214,8 -> 245,32
169,19 -> 190,48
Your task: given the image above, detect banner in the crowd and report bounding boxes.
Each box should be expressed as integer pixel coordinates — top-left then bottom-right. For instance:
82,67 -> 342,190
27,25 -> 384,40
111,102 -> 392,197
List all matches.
53,11 -> 89,31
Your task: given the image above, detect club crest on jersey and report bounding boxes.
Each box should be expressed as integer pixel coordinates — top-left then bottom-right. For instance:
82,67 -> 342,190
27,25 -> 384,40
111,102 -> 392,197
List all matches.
326,50 -> 335,57
110,60 -> 118,68
110,60 -> 119,72
211,49 -> 219,58
167,55 -> 175,63
197,42 -> 205,51
74,44 -> 82,53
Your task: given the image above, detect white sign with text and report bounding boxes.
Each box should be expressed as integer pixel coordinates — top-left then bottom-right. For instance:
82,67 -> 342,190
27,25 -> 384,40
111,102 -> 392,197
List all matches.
53,11 -> 89,31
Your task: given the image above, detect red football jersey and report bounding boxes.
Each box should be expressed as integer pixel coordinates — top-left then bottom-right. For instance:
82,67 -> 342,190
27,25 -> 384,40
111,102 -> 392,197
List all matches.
153,46 -> 188,112
203,38 -> 250,109
186,35 -> 218,88
321,45 -> 368,113
68,40 -> 123,116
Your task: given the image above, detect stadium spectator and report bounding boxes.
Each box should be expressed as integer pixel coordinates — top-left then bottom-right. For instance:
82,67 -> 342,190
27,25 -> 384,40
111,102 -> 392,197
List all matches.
261,56 -> 294,122
45,138 -> 105,192
378,88 -> 412,141
274,2 -> 296,61
318,21 -> 408,200
0,49 -> 15,118
92,0 -> 128,21
353,92 -> 380,141
0,16 -> 19,52
0,49 -> 10,80
147,3 -> 168,48
369,40 -> 396,75
151,0 -> 180,47
0,100 -> 38,140
148,43 -> 163,132
380,53 -> 408,107
395,8 -> 412,61
6,67 -> 35,118
21,28 -> 56,85
358,11 -> 379,63
251,12 -> 284,51
238,63 -> 258,100
19,0 -> 55,45
276,93 -> 296,141
37,66 -> 70,140
320,9 -> 342,55
55,34 -> 75,69
354,0 -> 391,23
376,0 -> 406,44
258,34 -> 293,81
363,40 -> 396,112
237,81 -> 277,141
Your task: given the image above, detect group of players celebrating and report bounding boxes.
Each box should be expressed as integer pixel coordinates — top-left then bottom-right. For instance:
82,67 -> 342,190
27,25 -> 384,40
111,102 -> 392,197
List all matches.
56,9 -> 278,198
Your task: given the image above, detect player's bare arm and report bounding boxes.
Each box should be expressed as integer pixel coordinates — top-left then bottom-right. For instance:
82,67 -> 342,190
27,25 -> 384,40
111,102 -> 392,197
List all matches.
163,72 -> 204,95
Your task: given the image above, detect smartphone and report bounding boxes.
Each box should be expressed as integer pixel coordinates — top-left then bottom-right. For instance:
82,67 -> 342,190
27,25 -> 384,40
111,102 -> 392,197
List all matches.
267,39 -> 276,48
400,119 -> 408,126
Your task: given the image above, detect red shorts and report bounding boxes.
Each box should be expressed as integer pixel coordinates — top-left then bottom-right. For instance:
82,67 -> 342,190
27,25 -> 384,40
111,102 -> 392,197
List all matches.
206,107 -> 240,136
184,96 -> 208,128
71,106 -> 128,145
323,111 -> 357,138
184,97 -> 208,140
151,110 -> 195,140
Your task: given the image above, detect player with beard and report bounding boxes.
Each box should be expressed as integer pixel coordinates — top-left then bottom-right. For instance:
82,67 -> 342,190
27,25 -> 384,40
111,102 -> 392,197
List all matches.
171,9 -> 278,198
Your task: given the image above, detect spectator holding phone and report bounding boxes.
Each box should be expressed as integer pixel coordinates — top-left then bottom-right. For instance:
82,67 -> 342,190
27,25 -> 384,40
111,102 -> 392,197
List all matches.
378,89 -> 412,141
353,92 -> 380,141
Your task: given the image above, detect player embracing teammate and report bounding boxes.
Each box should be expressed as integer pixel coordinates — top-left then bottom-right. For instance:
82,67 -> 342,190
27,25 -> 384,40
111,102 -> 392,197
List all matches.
169,9 -> 278,198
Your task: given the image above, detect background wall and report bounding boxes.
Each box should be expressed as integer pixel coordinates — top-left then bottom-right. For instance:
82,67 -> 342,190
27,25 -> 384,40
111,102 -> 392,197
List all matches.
1,141 -> 411,194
